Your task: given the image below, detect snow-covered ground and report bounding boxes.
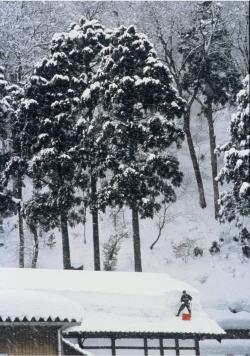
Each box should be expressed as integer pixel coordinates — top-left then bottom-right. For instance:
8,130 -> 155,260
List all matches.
200,339 -> 250,356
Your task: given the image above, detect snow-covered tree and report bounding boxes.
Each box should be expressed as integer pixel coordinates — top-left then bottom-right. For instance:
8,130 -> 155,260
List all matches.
144,2 -> 207,210
0,2 -> 110,82
218,75 -> 250,248
72,20 -> 110,271
178,1 -> 241,218
0,66 -> 25,267
0,66 -> 9,146
227,2 -> 249,77
21,18 -> 107,269
96,25 -> 184,271
0,2 -> 70,82
0,66 -> 10,248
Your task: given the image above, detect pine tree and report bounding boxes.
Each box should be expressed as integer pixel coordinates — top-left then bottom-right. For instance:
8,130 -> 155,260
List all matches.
72,19 -> 110,270
96,25 -> 184,271
178,1 -> 241,218
0,66 -> 25,266
218,75 -> 250,249
75,101 -> 113,271
21,18 -> 107,269
0,66 -> 11,246
0,66 -> 9,147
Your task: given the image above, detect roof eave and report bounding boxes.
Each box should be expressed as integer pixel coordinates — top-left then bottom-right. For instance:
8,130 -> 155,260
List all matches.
63,330 -> 225,339
0,321 -> 81,327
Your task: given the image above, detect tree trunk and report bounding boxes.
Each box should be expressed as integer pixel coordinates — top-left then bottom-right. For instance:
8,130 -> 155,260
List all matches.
91,175 -> 100,271
184,111 -> 207,209
16,174 -> 24,268
132,207 -> 142,272
18,208 -> 24,268
60,212 -> 71,269
30,224 -> 39,268
0,215 -> 4,247
206,98 -> 219,219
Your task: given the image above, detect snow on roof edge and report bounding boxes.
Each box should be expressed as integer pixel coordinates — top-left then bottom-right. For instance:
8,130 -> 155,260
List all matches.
62,338 -> 93,356
0,289 -> 84,323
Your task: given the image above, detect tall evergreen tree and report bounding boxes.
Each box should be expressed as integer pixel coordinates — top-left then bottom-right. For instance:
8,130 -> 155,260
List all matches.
178,1 -> 241,218
77,93 -> 113,271
0,66 -> 9,149
0,66 -> 25,266
72,19 -> 110,270
218,75 -> 250,243
96,25 -> 184,271
0,66 -> 11,248
21,19 -> 106,269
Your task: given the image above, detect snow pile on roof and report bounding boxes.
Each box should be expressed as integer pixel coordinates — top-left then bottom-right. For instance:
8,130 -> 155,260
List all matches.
0,268 -> 197,298
65,308 -> 224,335
0,268 -> 224,335
0,289 -> 84,322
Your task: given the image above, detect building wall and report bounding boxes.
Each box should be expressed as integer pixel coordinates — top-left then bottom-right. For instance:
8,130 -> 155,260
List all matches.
0,326 -> 58,355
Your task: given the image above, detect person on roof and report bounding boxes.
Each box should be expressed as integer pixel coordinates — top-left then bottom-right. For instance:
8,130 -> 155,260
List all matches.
176,290 -> 192,317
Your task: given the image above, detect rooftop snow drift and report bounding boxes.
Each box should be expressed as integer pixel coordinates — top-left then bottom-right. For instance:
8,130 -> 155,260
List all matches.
0,289 -> 84,322
0,268 -> 224,335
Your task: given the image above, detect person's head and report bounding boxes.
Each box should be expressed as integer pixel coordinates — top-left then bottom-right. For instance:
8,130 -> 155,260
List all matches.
182,290 -> 187,294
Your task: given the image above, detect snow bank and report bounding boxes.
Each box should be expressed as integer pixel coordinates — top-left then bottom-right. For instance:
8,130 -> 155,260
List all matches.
200,339 -> 250,355
207,308 -> 250,330
0,289 -> 84,322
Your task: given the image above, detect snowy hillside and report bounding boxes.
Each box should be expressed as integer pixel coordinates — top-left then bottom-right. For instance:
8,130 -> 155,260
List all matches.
0,2 -> 249,355
1,107 -> 249,320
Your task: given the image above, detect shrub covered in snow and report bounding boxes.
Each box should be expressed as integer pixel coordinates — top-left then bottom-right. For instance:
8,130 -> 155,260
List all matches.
172,238 -> 197,263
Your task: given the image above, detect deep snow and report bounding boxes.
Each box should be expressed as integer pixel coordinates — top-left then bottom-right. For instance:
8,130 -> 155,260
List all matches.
0,289 -> 84,322
0,107 -> 250,339
0,268 -> 224,335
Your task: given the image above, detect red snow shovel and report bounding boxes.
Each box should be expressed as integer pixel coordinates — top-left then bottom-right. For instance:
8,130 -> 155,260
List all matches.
182,313 -> 191,320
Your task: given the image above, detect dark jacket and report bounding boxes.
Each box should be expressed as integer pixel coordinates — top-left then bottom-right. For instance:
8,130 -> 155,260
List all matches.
181,293 -> 192,304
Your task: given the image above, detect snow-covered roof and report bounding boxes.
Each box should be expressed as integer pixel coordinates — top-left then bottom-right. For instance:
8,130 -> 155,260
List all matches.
0,289 -> 84,323
0,268 -> 224,335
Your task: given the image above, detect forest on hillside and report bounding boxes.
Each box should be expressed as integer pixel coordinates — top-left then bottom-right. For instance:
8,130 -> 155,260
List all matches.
0,1 -> 249,272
